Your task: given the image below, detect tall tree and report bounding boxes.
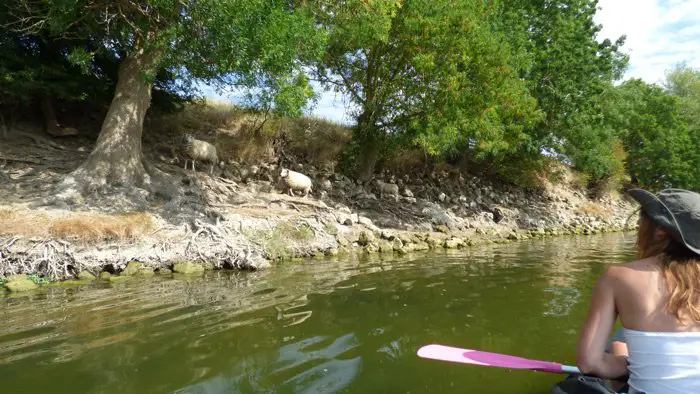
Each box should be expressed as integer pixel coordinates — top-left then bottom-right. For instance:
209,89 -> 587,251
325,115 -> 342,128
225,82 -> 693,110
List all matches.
663,63 -> 700,136
5,0 -> 325,192
495,0 -> 629,181
314,0 -> 542,181
609,79 -> 695,191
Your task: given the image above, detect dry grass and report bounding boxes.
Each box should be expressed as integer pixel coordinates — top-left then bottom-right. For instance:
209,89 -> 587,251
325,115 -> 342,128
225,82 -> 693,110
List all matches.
146,100 -> 351,169
577,202 -> 612,219
381,149 -> 430,177
281,116 -> 351,171
0,209 -> 155,242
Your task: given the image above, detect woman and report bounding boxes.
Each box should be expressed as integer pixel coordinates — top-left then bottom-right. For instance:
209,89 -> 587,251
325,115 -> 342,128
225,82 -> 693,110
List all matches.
576,188 -> 700,393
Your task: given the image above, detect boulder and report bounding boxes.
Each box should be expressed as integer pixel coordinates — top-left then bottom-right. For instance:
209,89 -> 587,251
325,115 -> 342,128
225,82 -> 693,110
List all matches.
173,262 -> 205,275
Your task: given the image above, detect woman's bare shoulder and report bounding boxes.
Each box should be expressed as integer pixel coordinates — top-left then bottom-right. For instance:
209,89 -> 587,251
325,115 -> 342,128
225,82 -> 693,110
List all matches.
604,257 -> 659,278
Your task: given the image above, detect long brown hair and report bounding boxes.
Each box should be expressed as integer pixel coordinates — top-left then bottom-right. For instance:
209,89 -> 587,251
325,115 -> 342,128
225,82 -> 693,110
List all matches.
637,211 -> 700,322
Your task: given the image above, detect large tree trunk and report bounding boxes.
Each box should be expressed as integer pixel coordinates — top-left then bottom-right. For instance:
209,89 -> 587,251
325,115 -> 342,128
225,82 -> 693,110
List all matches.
40,95 -> 62,137
66,45 -> 161,191
353,110 -> 382,183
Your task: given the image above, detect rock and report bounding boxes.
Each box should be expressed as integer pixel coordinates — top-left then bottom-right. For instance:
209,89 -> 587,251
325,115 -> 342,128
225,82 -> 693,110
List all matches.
336,205 -> 352,214
358,230 -> 376,246
413,242 -> 430,251
492,207 -> 504,223
392,238 -> 406,253
318,179 -> 332,191
425,235 -> 439,248
402,197 -> 417,204
173,262 -> 205,275
3,276 -> 38,292
434,225 -> 450,233
378,240 -> 394,253
77,271 -> 96,281
363,243 -> 379,254
444,238 -> 463,249
100,272 -> 112,280
398,233 -> 413,244
438,192 -> 446,202
121,261 -> 153,277
157,268 -> 173,274
380,230 -> 395,240
337,214 -> 353,225
358,216 -> 373,227
336,234 -> 350,247
325,248 -> 339,257
403,188 -> 414,198
422,203 -> 463,230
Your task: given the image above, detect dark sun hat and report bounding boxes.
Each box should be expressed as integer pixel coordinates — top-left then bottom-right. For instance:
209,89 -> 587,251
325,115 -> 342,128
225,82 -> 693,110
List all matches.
628,188 -> 700,255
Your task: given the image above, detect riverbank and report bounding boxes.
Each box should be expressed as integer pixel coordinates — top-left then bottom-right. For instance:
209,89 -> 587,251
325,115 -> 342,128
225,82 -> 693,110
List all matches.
0,103 -> 639,292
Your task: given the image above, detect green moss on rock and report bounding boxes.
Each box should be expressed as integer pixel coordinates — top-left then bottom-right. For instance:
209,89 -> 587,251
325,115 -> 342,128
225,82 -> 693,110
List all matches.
4,276 -> 38,292
173,262 -> 205,275
77,271 -> 96,281
121,261 -> 154,277
108,276 -> 131,283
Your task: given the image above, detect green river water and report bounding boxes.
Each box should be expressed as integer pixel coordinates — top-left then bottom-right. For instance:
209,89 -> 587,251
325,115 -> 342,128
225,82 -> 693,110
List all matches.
0,232 -> 636,394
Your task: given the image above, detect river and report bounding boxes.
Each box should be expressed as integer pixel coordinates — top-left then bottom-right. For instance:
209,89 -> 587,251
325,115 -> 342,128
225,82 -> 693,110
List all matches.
0,232 -> 636,394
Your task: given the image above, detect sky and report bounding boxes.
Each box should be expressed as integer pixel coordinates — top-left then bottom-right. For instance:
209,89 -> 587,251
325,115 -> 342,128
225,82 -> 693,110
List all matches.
201,0 -> 700,125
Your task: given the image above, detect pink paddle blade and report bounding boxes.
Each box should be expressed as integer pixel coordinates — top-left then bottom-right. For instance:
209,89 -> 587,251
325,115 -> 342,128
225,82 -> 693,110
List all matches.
417,344 -> 579,375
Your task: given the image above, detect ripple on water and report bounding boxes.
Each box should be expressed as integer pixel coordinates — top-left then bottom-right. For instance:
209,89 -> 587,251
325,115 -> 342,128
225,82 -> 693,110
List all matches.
0,233 -> 637,394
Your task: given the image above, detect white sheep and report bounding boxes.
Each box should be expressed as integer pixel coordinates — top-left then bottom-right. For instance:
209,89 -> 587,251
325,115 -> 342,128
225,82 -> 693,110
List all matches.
280,168 -> 313,198
183,134 -> 218,174
373,179 -> 399,200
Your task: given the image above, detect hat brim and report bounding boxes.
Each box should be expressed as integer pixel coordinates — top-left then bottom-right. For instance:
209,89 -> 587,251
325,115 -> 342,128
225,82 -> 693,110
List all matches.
628,189 -> 663,215
627,188 -> 689,252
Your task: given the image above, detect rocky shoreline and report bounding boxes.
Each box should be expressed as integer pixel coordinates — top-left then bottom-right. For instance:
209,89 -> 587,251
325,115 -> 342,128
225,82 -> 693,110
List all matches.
1,121 -> 640,294
0,172 -> 638,294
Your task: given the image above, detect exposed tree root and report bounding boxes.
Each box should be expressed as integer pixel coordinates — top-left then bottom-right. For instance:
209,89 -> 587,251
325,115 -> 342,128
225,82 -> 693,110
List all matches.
0,236 -> 98,281
184,219 -> 260,270
0,217 -> 267,281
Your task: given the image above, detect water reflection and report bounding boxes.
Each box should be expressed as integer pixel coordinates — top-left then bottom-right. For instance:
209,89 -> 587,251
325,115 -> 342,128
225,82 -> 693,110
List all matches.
176,334 -> 362,394
0,233 -> 637,394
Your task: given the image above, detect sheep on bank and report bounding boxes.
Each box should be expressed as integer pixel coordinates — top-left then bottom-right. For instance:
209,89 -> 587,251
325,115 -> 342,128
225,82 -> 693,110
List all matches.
280,168 -> 313,198
373,179 -> 399,200
183,134 -> 218,174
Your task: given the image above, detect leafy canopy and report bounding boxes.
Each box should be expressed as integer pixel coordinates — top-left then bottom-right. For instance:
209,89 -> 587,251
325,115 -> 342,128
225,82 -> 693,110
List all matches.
315,0 -> 543,172
6,0 -> 327,116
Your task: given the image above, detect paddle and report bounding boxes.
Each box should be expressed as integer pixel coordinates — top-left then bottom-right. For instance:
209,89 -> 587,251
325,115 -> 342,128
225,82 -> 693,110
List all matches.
417,344 -> 581,375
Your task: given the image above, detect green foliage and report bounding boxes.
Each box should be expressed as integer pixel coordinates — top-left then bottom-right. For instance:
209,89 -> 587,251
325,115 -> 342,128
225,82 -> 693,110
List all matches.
5,0 -> 327,116
664,62 -> 700,150
0,7 -> 107,106
495,0 -> 629,182
27,274 -> 50,286
4,0 -> 699,196
607,79 -> 696,191
315,0 -> 543,177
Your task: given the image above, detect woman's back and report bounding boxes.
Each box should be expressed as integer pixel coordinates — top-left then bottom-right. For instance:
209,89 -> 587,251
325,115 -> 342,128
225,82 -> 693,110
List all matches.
613,257 -> 700,333
577,189 -> 700,393
612,257 -> 700,393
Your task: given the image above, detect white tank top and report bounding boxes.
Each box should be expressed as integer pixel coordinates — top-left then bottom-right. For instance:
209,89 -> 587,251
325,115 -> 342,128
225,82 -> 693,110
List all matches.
624,328 -> 700,394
